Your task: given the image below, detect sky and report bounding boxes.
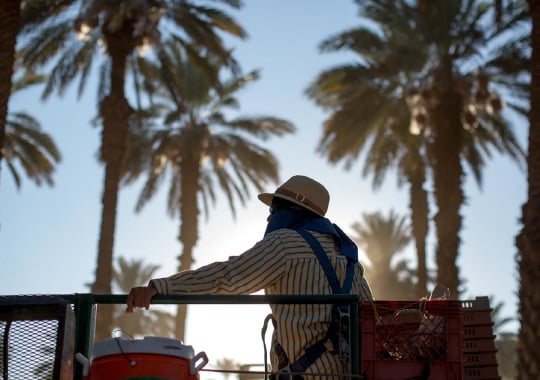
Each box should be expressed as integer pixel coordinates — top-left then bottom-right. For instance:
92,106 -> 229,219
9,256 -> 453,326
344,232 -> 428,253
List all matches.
0,1 -> 527,378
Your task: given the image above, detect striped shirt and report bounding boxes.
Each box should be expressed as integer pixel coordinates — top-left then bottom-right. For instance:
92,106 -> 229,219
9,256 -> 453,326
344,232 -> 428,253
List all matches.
150,228 -> 374,379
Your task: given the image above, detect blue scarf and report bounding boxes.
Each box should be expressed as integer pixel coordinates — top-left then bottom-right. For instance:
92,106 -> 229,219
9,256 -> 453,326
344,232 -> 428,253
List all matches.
264,207 -> 358,263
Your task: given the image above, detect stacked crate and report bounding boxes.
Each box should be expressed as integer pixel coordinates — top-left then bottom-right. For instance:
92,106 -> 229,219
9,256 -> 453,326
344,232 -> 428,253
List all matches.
461,297 -> 500,380
360,300 -> 464,379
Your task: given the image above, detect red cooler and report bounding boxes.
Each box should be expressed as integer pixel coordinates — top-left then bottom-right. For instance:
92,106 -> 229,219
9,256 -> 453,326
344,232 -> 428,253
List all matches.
76,336 -> 208,379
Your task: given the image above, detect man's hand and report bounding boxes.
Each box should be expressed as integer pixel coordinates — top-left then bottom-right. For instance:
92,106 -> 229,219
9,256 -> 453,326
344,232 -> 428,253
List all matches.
126,286 -> 158,313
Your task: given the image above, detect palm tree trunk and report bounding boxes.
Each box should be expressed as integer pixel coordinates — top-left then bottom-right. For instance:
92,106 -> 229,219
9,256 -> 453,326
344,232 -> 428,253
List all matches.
92,24 -> 134,341
0,0 -> 20,177
516,1 -> 540,377
93,154 -> 124,341
175,159 -> 200,340
408,163 -> 429,298
430,57 -> 464,298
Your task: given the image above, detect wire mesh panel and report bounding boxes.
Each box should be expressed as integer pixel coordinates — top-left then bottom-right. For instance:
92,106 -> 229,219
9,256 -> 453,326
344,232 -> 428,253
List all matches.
1,319 -> 58,378
0,296 -> 75,380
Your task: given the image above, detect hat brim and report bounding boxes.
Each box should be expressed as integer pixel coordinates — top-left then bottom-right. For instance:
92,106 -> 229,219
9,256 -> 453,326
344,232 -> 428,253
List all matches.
258,192 -> 274,206
257,192 -> 324,217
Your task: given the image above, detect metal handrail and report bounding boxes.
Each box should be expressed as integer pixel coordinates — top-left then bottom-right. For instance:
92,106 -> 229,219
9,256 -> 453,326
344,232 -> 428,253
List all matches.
64,293 -> 361,379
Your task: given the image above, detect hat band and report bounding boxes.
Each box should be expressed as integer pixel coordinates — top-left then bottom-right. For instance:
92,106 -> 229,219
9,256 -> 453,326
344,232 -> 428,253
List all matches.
275,188 -> 324,215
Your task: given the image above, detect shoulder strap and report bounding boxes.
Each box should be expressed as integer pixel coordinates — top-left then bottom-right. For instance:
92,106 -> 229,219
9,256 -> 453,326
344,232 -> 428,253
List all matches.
297,229 -> 354,294
342,261 -> 355,294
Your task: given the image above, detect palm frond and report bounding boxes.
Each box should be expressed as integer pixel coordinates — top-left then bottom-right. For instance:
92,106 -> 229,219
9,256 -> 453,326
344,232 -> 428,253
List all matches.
43,35 -> 99,99
5,112 -> 61,188
20,0 -> 77,34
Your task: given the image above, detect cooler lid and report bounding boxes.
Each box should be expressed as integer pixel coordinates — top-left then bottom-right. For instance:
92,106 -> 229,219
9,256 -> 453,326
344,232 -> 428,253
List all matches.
91,336 -> 195,360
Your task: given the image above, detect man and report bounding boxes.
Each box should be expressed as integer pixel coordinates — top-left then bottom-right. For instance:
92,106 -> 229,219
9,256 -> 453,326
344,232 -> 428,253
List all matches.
127,175 -> 373,379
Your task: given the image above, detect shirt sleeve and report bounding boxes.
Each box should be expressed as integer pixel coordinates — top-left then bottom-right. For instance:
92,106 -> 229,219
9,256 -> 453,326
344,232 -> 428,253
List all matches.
352,262 -> 375,301
149,230 -> 290,295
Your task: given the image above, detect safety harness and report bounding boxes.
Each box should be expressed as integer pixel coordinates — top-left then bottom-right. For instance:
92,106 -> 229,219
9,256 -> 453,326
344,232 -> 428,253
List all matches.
263,229 -> 355,379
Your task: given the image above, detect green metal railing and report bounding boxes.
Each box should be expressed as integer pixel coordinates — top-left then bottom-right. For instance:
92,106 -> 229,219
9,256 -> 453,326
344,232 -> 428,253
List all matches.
65,293 -> 362,379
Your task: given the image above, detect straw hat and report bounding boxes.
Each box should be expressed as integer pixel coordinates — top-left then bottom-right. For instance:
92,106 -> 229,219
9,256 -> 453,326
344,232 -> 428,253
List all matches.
258,175 -> 329,217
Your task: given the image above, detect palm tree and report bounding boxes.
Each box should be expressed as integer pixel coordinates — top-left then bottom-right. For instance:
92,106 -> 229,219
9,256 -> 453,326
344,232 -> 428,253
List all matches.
369,132 -> 432,299
0,0 -> 21,179
215,357 -> 240,380
130,43 -> 295,340
308,75 -> 432,298
411,0 -> 528,296
488,297 -> 516,335
1,0 -> 80,182
516,0 -> 540,377
306,0 -> 528,297
111,256 -> 176,338
18,0 -> 247,340
4,75 -> 61,189
402,145 -> 430,298
351,210 -> 417,300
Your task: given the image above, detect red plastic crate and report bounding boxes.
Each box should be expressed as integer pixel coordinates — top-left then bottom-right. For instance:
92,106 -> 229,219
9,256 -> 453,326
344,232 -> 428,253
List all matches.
463,325 -> 495,340
462,338 -> 496,353
460,297 -> 500,379
361,360 -> 463,380
463,351 -> 498,367
462,309 -> 493,326
463,365 -> 500,379
460,297 -> 491,312
360,300 -> 463,380
461,297 -> 493,327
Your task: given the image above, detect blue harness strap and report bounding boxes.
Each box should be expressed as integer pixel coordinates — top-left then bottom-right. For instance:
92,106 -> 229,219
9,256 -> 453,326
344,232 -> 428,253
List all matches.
271,230 -> 355,375
298,230 -> 354,296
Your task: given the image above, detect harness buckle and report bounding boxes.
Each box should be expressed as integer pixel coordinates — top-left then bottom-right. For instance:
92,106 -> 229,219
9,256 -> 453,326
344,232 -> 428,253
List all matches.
281,364 -> 292,373
274,364 -> 303,380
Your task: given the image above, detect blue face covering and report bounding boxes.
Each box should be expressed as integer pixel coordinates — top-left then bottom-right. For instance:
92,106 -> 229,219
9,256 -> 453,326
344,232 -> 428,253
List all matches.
264,207 -> 312,235
264,206 -> 359,263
